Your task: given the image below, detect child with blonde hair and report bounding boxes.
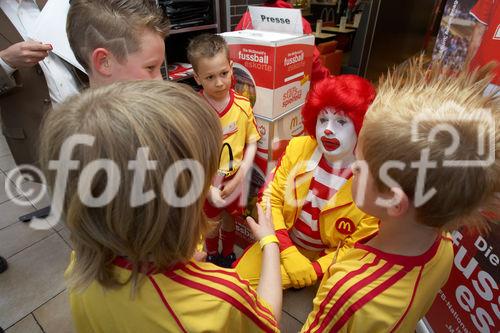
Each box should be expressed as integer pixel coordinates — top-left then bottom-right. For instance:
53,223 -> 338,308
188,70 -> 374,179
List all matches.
39,80 -> 281,332
67,0 -> 169,86
301,59 -> 500,332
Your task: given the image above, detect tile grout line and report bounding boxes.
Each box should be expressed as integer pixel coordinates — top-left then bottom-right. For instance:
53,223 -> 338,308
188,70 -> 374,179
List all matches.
3,313 -> 33,331
31,312 -> 47,333
5,231 -> 60,260
0,195 -> 38,232
30,287 -> 68,333
55,229 -> 72,249
282,308 -> 306,325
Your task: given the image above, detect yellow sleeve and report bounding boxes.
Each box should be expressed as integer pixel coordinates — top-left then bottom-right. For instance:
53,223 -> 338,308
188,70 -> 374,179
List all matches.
260,142 -> 295,231
315,216 -> 379,273
245,104 -> 261,144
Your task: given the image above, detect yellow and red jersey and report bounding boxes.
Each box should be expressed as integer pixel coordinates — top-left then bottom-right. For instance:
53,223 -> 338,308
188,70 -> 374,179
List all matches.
204,89 -> 260,177
301,234 -> 454,333
469,0 -> 500,85
68,254 -> 279,333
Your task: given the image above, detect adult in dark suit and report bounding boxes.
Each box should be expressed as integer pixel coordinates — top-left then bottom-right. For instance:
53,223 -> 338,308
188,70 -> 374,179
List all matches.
0,0 -> 86,169
1,0 -> 86,220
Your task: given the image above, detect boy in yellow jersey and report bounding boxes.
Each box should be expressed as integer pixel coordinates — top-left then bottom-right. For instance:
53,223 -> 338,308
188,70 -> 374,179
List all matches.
39,80 -> 282,333
302,59 -> 500,332
187,34 -> 261,268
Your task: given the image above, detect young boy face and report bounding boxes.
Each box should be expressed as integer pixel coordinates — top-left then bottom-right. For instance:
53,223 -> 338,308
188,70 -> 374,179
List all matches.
194,52 -> 233,101
108,29 -> 165,81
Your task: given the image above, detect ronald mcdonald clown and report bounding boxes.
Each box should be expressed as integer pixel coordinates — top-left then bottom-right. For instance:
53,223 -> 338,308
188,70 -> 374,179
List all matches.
235,75 -> 379,289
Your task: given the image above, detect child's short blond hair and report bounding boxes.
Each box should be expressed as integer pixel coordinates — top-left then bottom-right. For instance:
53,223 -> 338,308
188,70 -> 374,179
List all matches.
67,0 -> 170,72
360,57 -> 499,230
187,34 -> 230,72
39,80 -> 222,291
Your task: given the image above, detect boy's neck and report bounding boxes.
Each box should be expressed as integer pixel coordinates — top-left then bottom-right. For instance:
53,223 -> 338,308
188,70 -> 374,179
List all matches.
88,74 -> 109,88
368,215 -> 440,257
203,91 -> 231,113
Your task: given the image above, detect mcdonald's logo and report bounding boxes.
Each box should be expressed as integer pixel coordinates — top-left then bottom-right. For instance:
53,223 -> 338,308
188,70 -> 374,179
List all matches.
335,218 -> 355,235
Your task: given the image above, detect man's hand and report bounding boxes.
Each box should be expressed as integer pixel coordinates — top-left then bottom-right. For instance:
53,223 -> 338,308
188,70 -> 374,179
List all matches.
0,41 -> 52,69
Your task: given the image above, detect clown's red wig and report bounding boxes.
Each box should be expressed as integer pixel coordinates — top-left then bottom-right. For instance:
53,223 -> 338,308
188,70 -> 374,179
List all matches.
301,75 -> 376,136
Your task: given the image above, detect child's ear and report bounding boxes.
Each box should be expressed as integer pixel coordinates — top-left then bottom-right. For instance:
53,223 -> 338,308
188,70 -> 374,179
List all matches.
193,72 -> 202,86
91,48 -> 113,77
386,187 -> 409,218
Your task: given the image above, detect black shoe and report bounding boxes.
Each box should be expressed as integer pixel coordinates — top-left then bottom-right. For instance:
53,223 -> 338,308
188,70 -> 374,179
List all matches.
219,252 -> 236,268
0,256 -> 8,274
206,254 -> 220,266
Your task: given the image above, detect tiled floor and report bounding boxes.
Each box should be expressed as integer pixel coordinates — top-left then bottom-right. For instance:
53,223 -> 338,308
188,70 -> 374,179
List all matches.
0,134 -> 317,332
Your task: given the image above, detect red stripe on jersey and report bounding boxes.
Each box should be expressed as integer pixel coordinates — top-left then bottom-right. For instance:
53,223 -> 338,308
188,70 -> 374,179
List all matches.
234,93 -> 250,102
390,266 -> 424,332
188,262 -> 278,326
305,257 -> 381,332
318,261 -> 395,332
148,275 -> 188,333
182,264 -> 277,328
330,266 -> 408,332
293,218 -> 321,239
168,270 -> 277,333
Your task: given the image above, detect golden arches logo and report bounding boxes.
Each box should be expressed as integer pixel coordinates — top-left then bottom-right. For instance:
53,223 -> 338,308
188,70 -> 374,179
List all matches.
335,218 -> 355,235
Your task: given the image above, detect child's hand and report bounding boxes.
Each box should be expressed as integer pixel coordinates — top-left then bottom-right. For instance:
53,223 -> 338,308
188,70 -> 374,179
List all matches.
193,250 -> 207,262
208,186 -> 227,207
221,171 -> 244,199
246,200 -> 275,241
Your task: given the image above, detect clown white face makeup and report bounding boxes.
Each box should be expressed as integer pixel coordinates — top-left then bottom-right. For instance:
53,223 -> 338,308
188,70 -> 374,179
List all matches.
315,108 -> 357,164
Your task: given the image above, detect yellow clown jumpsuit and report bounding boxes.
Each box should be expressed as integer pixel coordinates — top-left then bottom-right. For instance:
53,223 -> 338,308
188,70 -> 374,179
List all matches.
235,136 -> 379,289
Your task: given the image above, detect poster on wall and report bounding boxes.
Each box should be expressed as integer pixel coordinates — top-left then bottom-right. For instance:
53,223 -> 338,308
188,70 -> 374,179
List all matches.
432,0 -> 499,89
422,222 -> 499,333
424,1 -> 499,332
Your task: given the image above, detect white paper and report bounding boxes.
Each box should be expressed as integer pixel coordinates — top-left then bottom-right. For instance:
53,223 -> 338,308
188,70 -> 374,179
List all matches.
249,6 -> 303,35
28,0 -> 86,73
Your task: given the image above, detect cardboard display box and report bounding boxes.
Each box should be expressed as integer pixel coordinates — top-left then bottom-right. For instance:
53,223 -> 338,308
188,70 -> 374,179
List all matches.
234,105 -> 306,249
253,104 -> 305,185
221,30 -> 314,119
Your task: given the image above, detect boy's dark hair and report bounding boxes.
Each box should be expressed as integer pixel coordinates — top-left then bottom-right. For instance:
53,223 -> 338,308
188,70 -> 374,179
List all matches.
67,0 -> 170,72
187,34 -> 230,72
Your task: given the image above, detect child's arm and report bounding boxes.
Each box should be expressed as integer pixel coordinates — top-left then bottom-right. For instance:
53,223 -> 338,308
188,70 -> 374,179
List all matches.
221,141 -> 257,199
246,201 -> 282,322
